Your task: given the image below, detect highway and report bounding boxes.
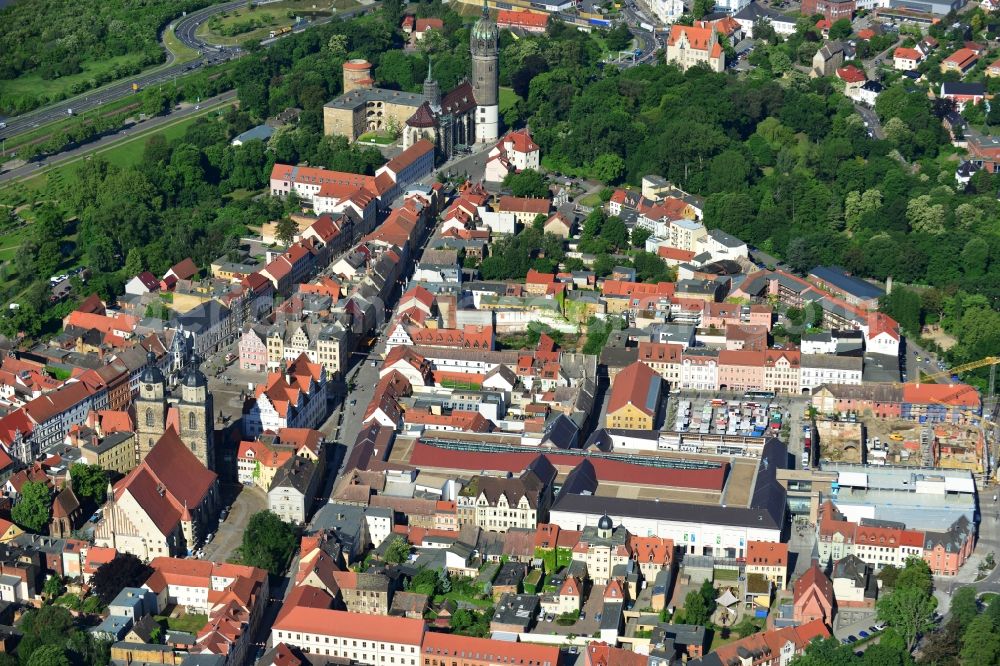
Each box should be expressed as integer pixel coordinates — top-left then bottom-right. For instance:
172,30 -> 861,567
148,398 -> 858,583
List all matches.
0,91 -> 237,184
0,0 -> 375,145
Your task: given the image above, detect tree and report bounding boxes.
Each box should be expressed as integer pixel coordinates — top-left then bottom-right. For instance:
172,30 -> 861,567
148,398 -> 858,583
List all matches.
906,195 -> 945,235
503,169 -> 549,198
384,536 -> 412,565
26,645 -> 70,666
240,510 -> 298,574
949,586 -> 979,631
692,0 -> 714,18
877,585 -> 937,652
70,463 -> 107,504
17,605 -> 75,662
919,618 -> 962,666
829,18 -> 853,39
123,247 -> 143,276
895,557 -> 933,597
961,612 -> 1000,664
275,217 -> 297,246
92,554 -> 153,605
961,237 -> 990,278
631,227 -> 652,248
43,574 -> 65,600
680,579 -> 716,626
591,153 -> 625,184
12,480 -> 52,533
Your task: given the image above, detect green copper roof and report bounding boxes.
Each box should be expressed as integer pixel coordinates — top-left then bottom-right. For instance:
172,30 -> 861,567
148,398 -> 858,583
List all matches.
472,4 -> 498,42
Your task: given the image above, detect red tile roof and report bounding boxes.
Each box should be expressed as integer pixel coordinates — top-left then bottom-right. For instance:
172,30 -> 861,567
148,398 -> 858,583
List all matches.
746,540 -> 788,567
607,361 -> 660,418
384,140 -> 435,175
423,632 -> 559,664
408,443 -> 726,491
902,382 -> 980,407
894,47 -> 923,61
167,258 -> 199,281
498,196 -> 551,215
274,607 -> 425,644
836,65 -> 866,83
496,9 -> 549,29
667,23 -> 723,58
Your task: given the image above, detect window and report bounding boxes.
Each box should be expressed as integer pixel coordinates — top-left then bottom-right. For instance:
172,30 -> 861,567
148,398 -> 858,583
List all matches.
189,412 -> 197,430
145,408 -> 155,427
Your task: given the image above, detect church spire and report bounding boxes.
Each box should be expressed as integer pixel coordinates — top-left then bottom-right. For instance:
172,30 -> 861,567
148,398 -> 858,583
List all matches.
423,55 -> 441,111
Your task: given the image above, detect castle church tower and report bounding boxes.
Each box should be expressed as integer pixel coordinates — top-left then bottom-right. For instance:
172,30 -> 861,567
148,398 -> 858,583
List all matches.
178,361 -> 215,471
471,2 -> 499,144
135,352 -> 166,464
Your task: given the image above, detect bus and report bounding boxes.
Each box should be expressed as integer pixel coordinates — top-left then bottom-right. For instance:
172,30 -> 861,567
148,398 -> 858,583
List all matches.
744,390 -> 776,400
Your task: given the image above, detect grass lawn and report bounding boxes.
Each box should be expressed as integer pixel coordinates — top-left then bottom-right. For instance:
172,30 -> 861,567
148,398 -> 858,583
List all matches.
0,54 -> 146,108
158,612 -> 208,633
358,131 -> 397,145
435,591 -> 493,609
982,592 -> 999,605
577,192 -> 603,207
0,225 -> 32,263
163,23 -> 201,63
708,629 -> 744,652
198,0 -> 354,46
499,87 -> 520,115
714,568 -> 739,581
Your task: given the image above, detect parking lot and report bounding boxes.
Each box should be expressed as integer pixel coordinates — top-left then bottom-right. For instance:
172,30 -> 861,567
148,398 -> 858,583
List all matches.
531,583 -> 606,637
201,483 -> 268,562
666,392 -> 807,458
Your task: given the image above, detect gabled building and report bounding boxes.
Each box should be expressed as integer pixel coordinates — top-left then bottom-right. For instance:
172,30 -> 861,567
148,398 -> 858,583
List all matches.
665,21 -> 726,73
242,355 -> 328,438
456,456 -> 556,532
792,562 -> 834,625
95,430 -> 220,560
605,362 -> 662,430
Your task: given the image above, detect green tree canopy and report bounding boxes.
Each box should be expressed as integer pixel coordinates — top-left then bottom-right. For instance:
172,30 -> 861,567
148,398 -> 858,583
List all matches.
92,553 -> 153,605
12,480 -> 52,532
239,510 -> 298,574
69,463 -> 108,504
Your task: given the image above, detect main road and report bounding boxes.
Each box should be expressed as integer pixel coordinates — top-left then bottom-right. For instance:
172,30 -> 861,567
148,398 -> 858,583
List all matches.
0,91 -> 238,184
0,0 -> 376,145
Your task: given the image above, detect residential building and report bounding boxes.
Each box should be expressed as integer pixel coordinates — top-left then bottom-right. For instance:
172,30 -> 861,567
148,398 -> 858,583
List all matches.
242,355 -> 328,438
811,41 -> 845,77
495,9 -> 550,33
605,362 -> 662,430
272,608 -> 425,664
237,428 -> 323,491
80,431 -> 137,474
686,619 -> 830,666
334,570 -> 393,615
484,129 -> 540,182
894,46 -> 925,70
572,515 -> 630,585
269,454 -> 323,524
745,540 -> 789,590
800,355 -> 863,392
941,48 -> 979,74
456,456 -> 556,532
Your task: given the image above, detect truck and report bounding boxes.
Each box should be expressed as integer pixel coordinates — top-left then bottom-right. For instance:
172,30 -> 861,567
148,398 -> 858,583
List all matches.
269,26 -> 292,38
